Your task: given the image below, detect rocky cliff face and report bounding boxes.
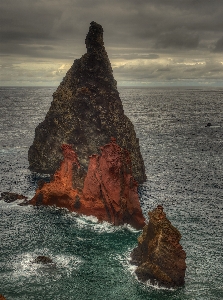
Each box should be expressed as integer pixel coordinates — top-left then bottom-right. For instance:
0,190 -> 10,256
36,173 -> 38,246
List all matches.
131,205 -> 186,288
29,139 -> 145,229
28,21 -> 146,187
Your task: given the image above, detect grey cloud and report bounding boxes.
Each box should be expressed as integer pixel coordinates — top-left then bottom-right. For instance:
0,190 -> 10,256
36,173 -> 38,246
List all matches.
183,68 -> 197,73
213,36 -> 223,52
155,28 -> 199,49
111,53 -> 159,60
0,0 -> 221,51
1,0 -> 223,85
0,61 -> 68,85
0,42 -> 76,60
0,2 -> 60,42
156,67 -> 171,72
113,59 -> 223,83
0,62 -> 16,69
0,0 -> 219,46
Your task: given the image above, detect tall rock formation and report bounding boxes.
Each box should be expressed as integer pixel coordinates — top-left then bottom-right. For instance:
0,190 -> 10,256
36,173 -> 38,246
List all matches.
131,206 -> 186,288
29,139 -> 145,229
28,21 -> 146,188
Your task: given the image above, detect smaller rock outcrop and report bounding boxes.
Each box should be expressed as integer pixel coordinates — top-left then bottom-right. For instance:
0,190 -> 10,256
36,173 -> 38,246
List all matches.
0,192 -> 27,203
29,139 -> 145,229
131,205 -> 186,288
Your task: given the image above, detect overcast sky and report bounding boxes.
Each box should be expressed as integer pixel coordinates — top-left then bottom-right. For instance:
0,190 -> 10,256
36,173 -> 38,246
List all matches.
1,0 -> 223,87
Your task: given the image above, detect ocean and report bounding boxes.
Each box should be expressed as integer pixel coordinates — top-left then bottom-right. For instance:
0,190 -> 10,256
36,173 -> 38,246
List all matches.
0,86 -> 223,299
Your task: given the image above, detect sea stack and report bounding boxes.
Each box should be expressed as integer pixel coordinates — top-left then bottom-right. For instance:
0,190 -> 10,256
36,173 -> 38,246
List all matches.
29,139 -> 146,229
28,21 -> 146,188
131,206 -> 186,288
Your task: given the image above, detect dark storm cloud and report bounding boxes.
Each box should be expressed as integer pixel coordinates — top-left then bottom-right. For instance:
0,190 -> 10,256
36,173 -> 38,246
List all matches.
1,0 -> 223,85
0,0 -> 221,50
0,1 -> 60,41
0,0 -> 222,51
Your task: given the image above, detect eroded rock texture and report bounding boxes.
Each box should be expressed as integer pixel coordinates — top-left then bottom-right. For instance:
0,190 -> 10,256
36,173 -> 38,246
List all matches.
28,21 -> 146,188
29,140 -> 145,229
131,205 -> 186,288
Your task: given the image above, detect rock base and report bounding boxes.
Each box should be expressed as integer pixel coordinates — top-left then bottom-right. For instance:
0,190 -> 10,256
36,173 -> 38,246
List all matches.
29,138 -> 145,229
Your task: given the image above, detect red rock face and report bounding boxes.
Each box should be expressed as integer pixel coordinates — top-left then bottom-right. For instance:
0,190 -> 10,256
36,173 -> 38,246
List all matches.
29,139 -> 145,229
53,144 -> 80,189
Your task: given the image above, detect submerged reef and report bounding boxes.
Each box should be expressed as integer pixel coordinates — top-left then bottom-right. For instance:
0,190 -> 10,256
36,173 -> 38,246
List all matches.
29,139 -> 145,229
131,205 -> 186,288
28,21 -> 146,187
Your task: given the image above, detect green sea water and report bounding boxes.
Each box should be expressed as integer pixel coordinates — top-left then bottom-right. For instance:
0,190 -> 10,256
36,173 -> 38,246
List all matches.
0,201 -> 188,300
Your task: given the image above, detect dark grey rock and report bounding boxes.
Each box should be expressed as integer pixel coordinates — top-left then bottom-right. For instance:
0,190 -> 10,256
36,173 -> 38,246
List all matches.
32,256 -> 54,265
0,192 -> 27,203
28,21 -> 146,188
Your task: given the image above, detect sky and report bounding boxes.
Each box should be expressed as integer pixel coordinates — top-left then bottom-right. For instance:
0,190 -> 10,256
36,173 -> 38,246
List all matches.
1,0 -> 223,87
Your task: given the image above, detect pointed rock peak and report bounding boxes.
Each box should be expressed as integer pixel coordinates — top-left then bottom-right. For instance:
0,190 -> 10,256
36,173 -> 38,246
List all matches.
28,21 -> 147,186
85,21 -> 104,52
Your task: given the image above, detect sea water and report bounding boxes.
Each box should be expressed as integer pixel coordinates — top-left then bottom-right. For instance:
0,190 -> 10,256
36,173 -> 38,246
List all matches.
0,86 -> 223,299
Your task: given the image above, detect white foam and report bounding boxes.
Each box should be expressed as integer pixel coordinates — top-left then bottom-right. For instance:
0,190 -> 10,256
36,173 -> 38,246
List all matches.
9,249 -> 82,281
74,215 -> 116,233
74,214 -> 142,234
143,279 -> 176,291
0,199 -> 33,212
0,201 -> 141,235
53,254 -> 82,277
76,214 -> 99,225
115,248 -> 137,276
